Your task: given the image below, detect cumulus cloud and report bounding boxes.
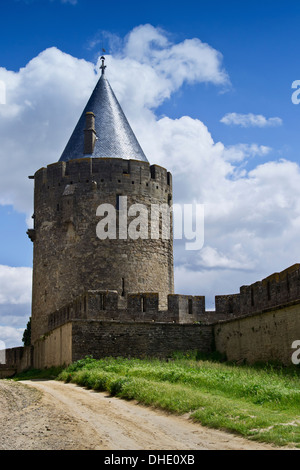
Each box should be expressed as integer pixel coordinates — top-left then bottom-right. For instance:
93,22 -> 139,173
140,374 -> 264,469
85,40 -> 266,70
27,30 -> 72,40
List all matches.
0,326 -> 27,349
222,143 -> 272,163
220,112 -> 283,128
0,266 -> 32,347
1,24 -> 300,341
0,47 -> 96,215
0,265 -> 32,305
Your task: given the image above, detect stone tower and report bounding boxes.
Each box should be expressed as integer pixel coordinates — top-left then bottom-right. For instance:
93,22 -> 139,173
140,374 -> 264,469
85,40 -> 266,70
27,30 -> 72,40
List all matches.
28,58 -> 174,344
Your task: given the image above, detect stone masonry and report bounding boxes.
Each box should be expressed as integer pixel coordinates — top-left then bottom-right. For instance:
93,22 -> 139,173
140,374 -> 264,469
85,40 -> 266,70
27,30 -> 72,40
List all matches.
30,157 -> 174,344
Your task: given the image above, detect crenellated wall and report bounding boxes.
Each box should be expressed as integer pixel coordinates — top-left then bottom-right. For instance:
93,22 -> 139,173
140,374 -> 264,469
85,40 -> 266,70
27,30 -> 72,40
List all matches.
213,264 -> 300,319
47,290 -> 206,331
0,346 -> 33,377
239,264 -> 300,316
211,265 -> 300,365
3,264 -> 300,375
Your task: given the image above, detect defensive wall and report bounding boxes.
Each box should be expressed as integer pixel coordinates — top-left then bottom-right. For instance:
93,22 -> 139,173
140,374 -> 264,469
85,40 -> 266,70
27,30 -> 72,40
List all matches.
215,263 -> 300,317
2,264 -> 300,374
33,322 -> 213,369
214,302 -> 300,365
0,346 -> 32,378
47,291 -> 207,329
214,264 -> 300,365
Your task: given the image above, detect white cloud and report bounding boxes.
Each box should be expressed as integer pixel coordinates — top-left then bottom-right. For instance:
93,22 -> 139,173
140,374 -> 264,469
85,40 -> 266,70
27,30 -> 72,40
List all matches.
0,266 -> 32,347
220,112 -> 283,128
0,47 -> 96,217
1,24 -> 300,344
0,326 -> 25,349
123,24 -> 229,87
222,143 -> 272,162
0,266 -> 32,305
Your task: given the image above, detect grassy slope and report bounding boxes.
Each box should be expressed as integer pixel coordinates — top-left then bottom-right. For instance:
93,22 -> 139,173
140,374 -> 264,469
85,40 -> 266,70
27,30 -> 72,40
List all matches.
54,353 -> 300,448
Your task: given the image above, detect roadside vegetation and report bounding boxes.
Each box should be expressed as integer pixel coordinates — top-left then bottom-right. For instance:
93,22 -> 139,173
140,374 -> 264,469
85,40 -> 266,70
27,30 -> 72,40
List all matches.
53,352 -> 300,448
13,366 -> 64,381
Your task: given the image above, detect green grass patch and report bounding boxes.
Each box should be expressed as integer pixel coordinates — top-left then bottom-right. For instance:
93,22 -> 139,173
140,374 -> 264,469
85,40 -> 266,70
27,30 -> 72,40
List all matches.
13,366 -> 64,381
47,354 -> 300,447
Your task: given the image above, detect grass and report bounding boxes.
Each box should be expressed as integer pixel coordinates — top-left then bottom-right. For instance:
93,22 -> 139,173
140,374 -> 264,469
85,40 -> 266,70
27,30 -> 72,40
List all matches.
13,352 -> 300,448
13,366 -> 64,381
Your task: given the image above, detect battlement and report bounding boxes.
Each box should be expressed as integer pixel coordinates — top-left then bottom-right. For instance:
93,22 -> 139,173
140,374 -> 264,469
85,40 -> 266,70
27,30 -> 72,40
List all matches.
47,291 -> 207,331
239,263 -> 300,315
33,158 -> 172,193
214,264 -> 300,318
46,264 -> 300,334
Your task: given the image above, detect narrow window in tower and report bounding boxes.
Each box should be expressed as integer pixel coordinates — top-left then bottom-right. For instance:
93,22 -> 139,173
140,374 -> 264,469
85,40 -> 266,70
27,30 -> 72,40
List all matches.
121,278 -> 125,297
116,195 -> 121,211
57,204 -> 60,211
141,296 -> 146,312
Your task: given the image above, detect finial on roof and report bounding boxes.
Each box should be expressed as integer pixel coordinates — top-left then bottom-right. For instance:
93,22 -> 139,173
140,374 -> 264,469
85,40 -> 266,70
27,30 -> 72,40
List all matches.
100,56 -> 106,76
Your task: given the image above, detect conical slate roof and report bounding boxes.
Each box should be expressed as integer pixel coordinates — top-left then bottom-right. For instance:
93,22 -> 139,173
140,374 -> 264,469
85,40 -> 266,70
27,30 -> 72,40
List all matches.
59,62 -> 148,162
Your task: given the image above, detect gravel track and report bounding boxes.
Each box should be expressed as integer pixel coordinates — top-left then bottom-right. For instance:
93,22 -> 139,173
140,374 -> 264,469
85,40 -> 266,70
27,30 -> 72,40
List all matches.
0,379 -> 282,450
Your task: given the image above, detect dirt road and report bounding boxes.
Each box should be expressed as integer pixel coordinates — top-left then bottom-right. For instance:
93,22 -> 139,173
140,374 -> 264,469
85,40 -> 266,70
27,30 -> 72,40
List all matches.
0,379 -> 280,450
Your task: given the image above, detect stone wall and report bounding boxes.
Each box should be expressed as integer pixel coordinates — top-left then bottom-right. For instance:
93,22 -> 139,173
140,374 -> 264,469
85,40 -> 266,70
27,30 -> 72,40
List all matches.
214,264 -> 300,319
32,320 -> 213,368
71,321 -> 213,361
33,323 -> 72,369
0,346 -> 32,377
214,302 -> 300,365
47,290 -> 207,331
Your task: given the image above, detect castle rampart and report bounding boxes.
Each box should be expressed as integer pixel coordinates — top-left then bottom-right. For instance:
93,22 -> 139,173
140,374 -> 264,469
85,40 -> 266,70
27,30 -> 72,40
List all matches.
213,264 -> 300,319
2,263 -> 300,374
47,290 -> 206,331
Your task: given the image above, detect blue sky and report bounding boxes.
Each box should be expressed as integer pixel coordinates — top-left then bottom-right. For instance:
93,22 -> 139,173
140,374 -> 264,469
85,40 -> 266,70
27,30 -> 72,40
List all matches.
1,0 -> 300,347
